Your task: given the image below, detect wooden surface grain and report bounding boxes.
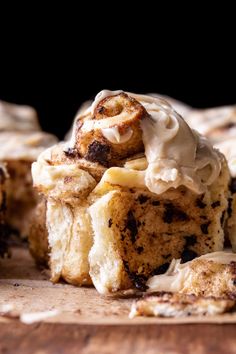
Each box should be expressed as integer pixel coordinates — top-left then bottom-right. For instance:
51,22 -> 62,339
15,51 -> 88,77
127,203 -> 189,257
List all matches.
1,248 -> 236,353
1,322 -> 236,354
1,248 -> 236,325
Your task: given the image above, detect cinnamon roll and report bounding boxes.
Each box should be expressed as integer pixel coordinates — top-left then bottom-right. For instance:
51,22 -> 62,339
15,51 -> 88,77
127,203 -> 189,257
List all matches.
0,100 -> 58,238
184,106 -> 236,252
70,92 -> 146,165
32,91 -> 233,295
0,100 -> 40,132
185,105 -> 236,143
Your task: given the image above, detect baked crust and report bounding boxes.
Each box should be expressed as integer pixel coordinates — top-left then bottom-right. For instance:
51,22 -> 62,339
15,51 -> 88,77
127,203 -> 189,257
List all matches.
28,198 -> 49,266
0,164 -> 8,257
0,131 -> 58,238
130,255 -> 236,317
130,292 -> 235,318
5,160 -> 39,237
88,155 -> 230,294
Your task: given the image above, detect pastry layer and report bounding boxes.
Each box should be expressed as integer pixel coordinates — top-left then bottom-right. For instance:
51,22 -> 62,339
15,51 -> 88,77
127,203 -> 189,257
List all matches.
0,164 -> 8,257
88,156 -> 229,294
29,198 -> 49,266
0,132 -> 58,238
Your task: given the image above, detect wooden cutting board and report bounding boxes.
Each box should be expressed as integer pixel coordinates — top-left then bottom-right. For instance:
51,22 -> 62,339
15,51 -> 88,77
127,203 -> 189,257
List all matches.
1,247 -> 236,354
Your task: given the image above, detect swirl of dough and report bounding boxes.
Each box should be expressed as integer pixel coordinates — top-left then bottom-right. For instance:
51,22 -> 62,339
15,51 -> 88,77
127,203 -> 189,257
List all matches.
66,90 -> 221,194
67,92 -> 147,166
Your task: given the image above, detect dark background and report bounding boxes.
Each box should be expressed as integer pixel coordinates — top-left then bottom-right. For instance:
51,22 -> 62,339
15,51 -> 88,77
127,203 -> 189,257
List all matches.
1,8 -> 235,139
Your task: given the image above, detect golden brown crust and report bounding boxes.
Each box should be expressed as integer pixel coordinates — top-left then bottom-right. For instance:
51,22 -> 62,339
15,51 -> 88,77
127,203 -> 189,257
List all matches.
88,158 -> 229,295
5,160 -> 39,238
183,259 -> 236,299
130,292 -> 235,318
28,198 -> 49,267
47,143 -> 107,182
132,256 -> 236,317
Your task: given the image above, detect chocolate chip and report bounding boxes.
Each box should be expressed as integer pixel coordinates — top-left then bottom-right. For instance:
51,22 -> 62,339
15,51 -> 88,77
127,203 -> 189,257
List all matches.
152,200 -> 160,206
98,106 -> 105,114
181,249 -> 197,263
221,211 -> 226,226
136,246 -> 144,254
163,203 -> 188,224
163,203 -> 175,223
0,191 -> 7,213
196,198 -> 206,209
228,198 -> 233,218
0,168 -> 6,184
85,141 -> 111,166
181,235 -> 198,264
125,211 -> 138,243
64,147 -> 78,158
200,222 -> 211,234
0,223 -> 9,257
230,178 -> 236,194
211,201 -> 220,208
133,277 -> 148,291
108,219 -> 113,228
224,122 -> 236,129
184,235 -> 197,247
152,263 -> 170,275
138,195 -> 149,204
123,261 -> 148,291
174,209 -> 188,221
